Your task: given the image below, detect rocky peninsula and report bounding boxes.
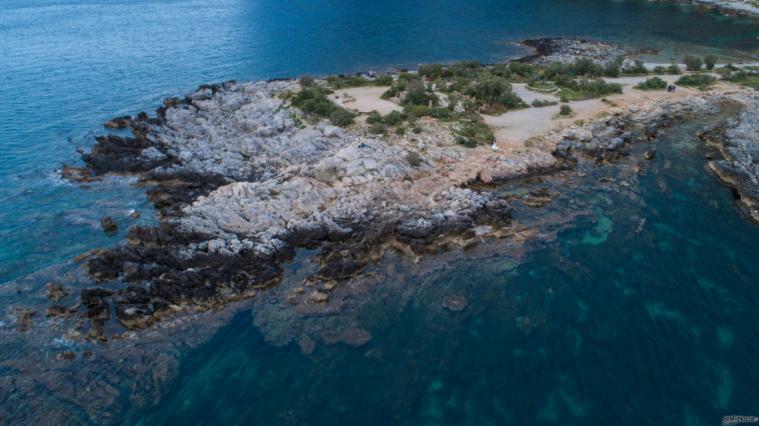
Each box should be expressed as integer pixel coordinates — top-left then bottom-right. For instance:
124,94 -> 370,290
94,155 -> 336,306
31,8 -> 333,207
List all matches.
48,39 -> 759,342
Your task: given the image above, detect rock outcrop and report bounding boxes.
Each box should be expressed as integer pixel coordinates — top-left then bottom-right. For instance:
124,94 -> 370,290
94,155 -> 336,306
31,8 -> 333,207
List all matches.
699,93 -> 759,222
64,79 -> 542,339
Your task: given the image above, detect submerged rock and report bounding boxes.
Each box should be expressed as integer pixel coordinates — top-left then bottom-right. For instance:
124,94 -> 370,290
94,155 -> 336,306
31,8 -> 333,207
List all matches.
100,216 -> 118,234
442,294 -> 468,312
103,115 -> 131,129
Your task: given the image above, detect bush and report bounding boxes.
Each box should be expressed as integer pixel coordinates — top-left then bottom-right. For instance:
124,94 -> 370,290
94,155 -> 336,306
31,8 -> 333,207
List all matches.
419,63 -> 447,80
635,76 -> 668,90
722,70 -> 759,90
667,64 -> 682,75
412,126 -> 423,134
368,122 -> 386,134
366,110 -> 383,125
559,104 -> 573,117
404,81 -> 438,106
327,74 -> 393,89
455,121 -> 494,147
383,110 -> 405,125
374,75 -> 394,86
604,61 -> 621,78
704,55 -> 717,70
623,60 -> 648,75
465,77 -> 526,110
509,62 -> 536,78
653,66 -> 666,74
298,75 -> 315,87
531,99 -> 558,107
557,78 -> 622,100
395,127 -> 407,136
291,87 -> 355,127
329,109 -> 354,126
683,55 -> 703,71
676,73 -> 716,90
291,87 -> 335,116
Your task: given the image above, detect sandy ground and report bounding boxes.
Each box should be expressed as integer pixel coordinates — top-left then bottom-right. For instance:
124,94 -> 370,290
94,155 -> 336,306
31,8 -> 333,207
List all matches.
333,74 -> 734,152
484,75 -> 701,150
329,86 -> 401,115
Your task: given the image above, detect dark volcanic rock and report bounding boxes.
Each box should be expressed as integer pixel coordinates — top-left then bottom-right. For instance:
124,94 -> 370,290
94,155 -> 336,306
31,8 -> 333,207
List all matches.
100,216 -> 118,234
46,282 -> 69,301
521,38 -> 629,64
103,115 -> 131,129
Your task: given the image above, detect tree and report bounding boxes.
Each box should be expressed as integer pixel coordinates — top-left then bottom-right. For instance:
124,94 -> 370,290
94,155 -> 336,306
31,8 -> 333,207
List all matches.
704,55 -> 717,70
683,55 -> 703,72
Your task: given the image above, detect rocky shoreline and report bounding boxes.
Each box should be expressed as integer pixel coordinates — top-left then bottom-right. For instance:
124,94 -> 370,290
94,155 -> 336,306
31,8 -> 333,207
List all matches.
659,0 -> 759,18
699,94 -> 759,223
520,38 -> 631,64
43,40 -> 759,341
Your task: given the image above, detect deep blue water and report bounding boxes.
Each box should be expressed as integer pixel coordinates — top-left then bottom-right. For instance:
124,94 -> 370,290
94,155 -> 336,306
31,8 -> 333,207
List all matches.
2,0 -> 759,423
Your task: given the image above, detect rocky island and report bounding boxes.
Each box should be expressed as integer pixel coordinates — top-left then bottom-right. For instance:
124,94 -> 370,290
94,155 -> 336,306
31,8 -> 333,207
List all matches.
42,39 -> 759,343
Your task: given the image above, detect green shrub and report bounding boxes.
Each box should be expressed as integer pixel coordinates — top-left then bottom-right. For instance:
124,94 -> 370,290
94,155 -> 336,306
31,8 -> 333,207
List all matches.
704,55 -> 717,70
298,75 -> 315,87
419,64 -> 447,80
329,109 -> 354,126
667,64 -> 682,75
509,62 -> 536,78
374,75 -> 394,86
291,87 -> 355,127
455,120 -> 494,147
465,77 -> 526,110
722,70 -> 759,90
383,110 -> 405,125
395,127 -> 407,136
559,104 -> 573,117
368,122 -> 386,134
366,110 -> 383,125
412,126 -> 423,134
676,73 -> 716,90
404,81 -> 438,106
653,66 -> 666,74
623,60 -> 648,75
683,55 -> 703,71
428,107 -> 452,120
409,105 -> 430,117
635,76 -> 668,90
604,61 -> 621,78
572,58 -> 604,78
556,78 -> 622,100
531,99 -> 558,107
327,74 -> 393,89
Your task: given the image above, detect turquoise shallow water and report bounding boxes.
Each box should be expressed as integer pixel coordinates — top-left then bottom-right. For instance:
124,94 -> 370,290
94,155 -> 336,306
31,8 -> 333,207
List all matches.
1,0 -> 759,423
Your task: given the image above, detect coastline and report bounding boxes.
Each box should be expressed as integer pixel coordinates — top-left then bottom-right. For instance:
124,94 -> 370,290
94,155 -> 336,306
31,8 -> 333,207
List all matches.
2,37 -> 759,422
42,39 -> 759,342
